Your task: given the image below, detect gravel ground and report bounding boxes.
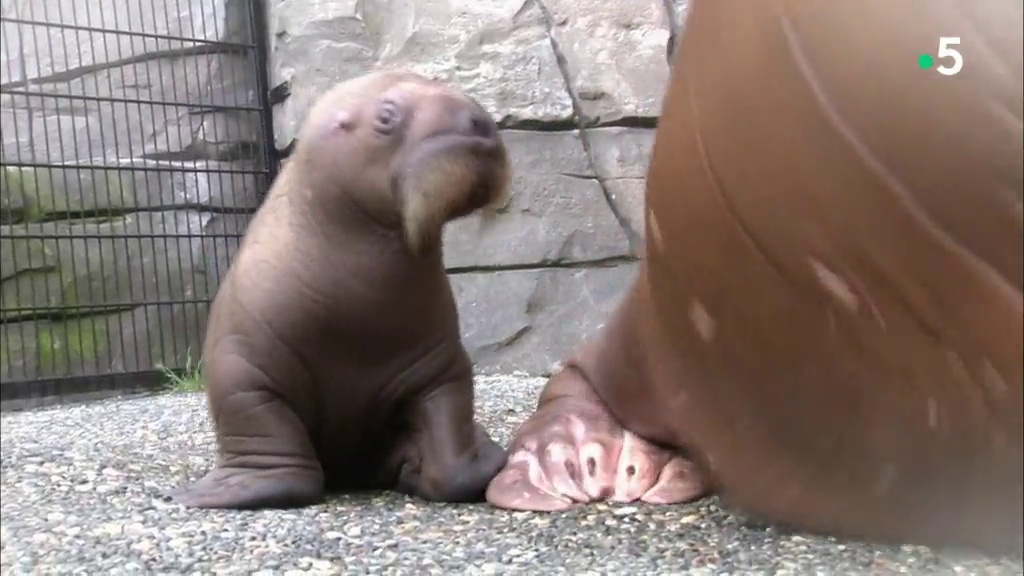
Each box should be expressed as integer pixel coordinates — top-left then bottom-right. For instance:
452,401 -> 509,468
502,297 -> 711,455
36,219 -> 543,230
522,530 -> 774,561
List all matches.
2,375 -> 1022,575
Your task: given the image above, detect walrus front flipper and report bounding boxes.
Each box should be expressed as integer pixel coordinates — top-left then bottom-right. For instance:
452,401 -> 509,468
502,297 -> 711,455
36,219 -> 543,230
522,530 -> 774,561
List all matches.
395,379 -> 506,503
169,463 -> 324,510
486,366 -> 708,512
169,356 -> 325,509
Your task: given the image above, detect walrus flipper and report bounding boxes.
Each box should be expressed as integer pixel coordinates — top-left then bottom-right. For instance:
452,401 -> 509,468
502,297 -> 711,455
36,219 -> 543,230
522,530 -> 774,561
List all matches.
169,463 -> 324,509
395,379 -> 507,503
169,356 -> 325,509
486,367 -> 707,512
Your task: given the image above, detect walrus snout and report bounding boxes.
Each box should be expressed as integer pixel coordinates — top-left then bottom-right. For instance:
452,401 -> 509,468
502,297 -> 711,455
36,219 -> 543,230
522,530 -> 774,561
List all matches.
421,99 -> 502,153
292,69 -> 510,255
457,105 -> 499,141
395,121 -> 510,255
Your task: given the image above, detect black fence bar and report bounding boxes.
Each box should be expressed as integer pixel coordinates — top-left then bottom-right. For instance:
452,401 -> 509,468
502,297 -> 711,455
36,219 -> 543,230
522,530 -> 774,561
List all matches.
1,88 -> 264,112
7,232 -> 255,240
0,17 -> 256,50
0,370 -> 170,411
249,0 -> 280,190
3,161 -> 270,174
0,0 -> 277,410
5,296 -> 216,315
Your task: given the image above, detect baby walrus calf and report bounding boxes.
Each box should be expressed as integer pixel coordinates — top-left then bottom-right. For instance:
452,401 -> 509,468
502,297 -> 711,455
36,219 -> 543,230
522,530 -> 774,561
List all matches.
169,70 -> 511,509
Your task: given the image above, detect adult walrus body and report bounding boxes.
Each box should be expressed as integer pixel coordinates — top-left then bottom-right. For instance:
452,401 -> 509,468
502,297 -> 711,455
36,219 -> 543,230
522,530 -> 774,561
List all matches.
486,0 -> 1023,556
171,70 -> 510,509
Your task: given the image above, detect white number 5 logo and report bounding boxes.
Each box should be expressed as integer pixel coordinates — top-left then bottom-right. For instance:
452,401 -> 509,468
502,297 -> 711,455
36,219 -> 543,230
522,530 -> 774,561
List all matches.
936,36 -> 963,76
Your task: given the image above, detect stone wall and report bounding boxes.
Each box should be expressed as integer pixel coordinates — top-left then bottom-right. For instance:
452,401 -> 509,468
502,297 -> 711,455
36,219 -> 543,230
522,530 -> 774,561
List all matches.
268,0 -> 689,375
0,0 -> 264,384
0,0 -> 690,388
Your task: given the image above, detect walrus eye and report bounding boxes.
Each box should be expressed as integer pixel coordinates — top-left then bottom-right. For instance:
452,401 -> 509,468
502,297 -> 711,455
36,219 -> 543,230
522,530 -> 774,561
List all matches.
374,100 -> 402,135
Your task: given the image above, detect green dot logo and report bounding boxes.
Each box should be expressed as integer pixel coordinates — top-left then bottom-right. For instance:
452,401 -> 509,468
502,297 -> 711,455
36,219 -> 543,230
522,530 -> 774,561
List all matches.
918,53 -> 934,69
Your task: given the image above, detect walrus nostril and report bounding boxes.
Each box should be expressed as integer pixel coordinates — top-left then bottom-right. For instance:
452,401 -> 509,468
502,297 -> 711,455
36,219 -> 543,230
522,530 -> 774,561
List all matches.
459,108 -> 497,139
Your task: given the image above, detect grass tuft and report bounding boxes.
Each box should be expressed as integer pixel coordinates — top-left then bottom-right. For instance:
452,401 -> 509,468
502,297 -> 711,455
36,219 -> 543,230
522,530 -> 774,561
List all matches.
157,349 -> 205,393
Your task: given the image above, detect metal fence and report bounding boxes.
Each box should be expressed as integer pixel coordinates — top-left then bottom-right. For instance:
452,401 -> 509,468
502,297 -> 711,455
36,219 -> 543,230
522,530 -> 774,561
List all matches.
0,0 -> 277,409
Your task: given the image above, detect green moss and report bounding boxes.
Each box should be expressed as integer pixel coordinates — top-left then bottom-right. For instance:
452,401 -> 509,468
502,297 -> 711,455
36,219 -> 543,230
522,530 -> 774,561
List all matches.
2,166 -> 48,223
0,269 -> 56,322
2,165 -> 140,224
60,272 -> 79,309
0,339 -> 9,375
26,168 -> 56,220
35,315 -> 108,374
35,326 -> 55,371
0,252 -> 77,322
103,169 -> 132,207
68,319 -> 104,364
0,237 -> 57,276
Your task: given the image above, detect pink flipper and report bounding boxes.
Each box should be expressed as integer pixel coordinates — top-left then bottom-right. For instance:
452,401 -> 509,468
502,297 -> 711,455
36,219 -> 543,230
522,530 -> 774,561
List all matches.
641,454 -> 707,505
484,450 -> 574,511
486,370 -> 708,511
529,432 -> 589,503
610,430 -> 674,503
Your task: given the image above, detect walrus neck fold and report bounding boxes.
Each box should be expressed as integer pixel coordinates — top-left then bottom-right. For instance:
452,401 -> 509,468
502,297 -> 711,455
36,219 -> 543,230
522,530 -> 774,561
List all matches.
281,154 -> 410,249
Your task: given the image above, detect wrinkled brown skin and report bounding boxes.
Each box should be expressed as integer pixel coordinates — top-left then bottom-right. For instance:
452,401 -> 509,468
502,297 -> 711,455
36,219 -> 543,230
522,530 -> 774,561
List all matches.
168,70 -> 511,509
487,0 -> 1023,557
